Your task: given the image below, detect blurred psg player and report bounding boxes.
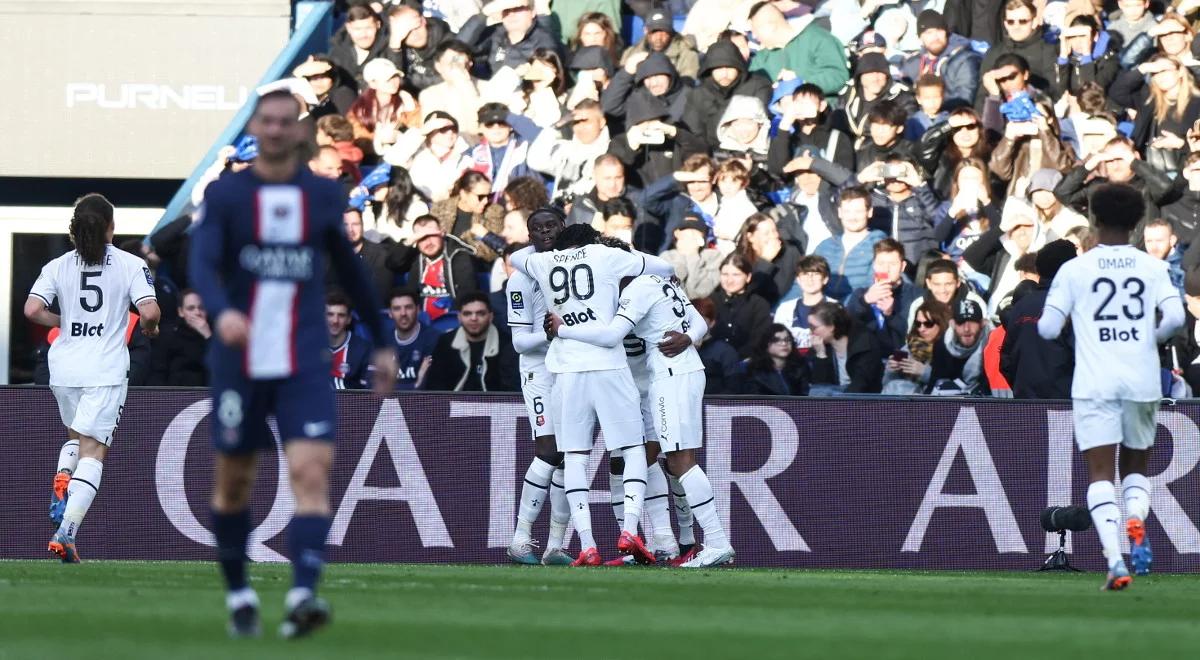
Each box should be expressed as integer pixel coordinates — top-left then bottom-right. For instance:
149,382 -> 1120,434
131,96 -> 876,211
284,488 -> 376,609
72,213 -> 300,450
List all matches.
189,89 -> 396,639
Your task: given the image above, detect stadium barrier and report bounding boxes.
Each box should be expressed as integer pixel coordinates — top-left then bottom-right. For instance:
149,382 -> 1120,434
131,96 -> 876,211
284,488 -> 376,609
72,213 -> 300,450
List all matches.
3,387 -> 1199,571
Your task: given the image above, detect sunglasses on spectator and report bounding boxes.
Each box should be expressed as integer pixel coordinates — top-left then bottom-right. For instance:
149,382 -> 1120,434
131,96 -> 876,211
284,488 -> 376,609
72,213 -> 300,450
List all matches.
471,191 -> 491,200
303,73 -> 332,81
953,122 -> 980,131
1005,17 -> 1032,26
502,6 -> 531,16
914,319 -> 939,329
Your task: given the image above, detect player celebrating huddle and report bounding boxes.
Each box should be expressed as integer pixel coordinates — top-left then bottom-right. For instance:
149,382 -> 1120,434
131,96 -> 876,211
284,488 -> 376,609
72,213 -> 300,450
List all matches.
1039,183 -> 1184,590
190,90 -> 396,638
26,193 -> 161,563
505,212 -> 573,566
509,216 -> 675,566
549,252 -> 734,567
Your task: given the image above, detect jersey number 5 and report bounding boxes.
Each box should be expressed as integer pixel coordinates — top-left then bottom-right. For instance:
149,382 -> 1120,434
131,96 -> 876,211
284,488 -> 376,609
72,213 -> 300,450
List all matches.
1093,277 -> 1145,321
549,265 -> 595,305
79,272 -> 104,312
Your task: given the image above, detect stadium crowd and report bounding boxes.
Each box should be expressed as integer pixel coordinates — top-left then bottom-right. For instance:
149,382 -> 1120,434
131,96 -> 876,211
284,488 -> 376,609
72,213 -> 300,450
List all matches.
85,0 -> 1200,397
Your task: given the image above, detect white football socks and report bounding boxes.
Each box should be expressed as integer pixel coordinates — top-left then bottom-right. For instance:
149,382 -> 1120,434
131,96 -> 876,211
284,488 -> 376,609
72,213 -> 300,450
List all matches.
1122,473 -> 1151,522
680,465 -> 729,549
620,445 -> 647,535
1087,480 -> 1123,569
547,467 -> 569,550
645,461 -> 675,548
670,475 -> 696,546
57,440 -> 80,475
60,457 -> 103,538
514,458 -> 556,544
563,453 -> 594,550
608,471 -> 624,527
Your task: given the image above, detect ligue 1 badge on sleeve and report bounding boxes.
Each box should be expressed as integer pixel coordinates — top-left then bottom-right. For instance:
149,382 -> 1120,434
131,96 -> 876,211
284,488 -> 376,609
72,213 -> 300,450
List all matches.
510,291 -> 524,310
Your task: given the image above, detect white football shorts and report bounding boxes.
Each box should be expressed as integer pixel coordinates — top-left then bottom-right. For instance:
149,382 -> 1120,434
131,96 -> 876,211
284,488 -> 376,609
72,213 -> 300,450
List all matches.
1072,398 -> 1159,452
520,367 -> 555,438
647,371 -> 706,452
50,382 -> 128,447
550,367 -> 644,452
635,373 -> 656,443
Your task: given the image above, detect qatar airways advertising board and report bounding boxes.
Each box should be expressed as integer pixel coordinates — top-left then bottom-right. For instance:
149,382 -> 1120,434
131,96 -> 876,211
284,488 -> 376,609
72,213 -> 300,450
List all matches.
3,388 -> 1199,572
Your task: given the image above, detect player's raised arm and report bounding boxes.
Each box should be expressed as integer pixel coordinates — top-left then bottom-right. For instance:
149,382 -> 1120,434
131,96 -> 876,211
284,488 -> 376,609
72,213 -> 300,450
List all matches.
638,250 -> 675,278
556,313 -> 636,347
508,245 -> 536,277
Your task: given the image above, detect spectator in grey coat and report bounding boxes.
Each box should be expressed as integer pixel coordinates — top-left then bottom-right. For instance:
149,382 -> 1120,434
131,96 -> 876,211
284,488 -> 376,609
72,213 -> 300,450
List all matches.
662,216 -> 723,299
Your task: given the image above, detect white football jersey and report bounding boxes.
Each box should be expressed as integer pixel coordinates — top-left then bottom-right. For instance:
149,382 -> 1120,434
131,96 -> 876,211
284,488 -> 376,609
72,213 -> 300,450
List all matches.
520,244 -> 650,373
617,275 -> 705,380
1044,244 -> 1178,401
624,334 -> 651,392
506,270 -> 548,372
29,246 -> 156,387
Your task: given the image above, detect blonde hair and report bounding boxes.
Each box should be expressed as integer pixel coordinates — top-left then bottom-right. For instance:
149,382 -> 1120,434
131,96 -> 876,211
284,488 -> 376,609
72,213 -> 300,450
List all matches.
1148,54 -> 1198,124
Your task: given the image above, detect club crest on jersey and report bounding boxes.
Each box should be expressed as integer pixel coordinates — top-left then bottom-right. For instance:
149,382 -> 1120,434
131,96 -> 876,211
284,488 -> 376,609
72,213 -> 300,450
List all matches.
536,415 -> 545,426
510,291 -> 524,310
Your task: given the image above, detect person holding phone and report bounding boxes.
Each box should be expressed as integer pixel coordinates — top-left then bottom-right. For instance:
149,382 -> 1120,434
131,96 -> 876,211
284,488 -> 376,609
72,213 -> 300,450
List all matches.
882,300 -> 951,394
846,239 -> 922,355
934,158 -> 1001,259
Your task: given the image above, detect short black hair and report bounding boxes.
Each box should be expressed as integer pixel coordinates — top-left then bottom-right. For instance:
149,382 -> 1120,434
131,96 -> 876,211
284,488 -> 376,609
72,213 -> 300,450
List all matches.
992,52 -> 1030,74
1090,183 -> 1145,232
599,196 -> 636,219
866,99 -> 908,128
456,291 -> 492,312
325,290 -> 352,309
435,39 -> 473,61
387,287 -> 419,307
925,259 -> 959,280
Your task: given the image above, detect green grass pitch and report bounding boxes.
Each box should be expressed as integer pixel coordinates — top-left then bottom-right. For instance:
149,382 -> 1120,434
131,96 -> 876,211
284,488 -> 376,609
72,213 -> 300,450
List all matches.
1,561 -> 1199,659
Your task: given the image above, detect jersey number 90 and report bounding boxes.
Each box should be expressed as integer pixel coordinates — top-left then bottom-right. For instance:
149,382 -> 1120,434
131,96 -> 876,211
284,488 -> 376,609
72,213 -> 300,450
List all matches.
549,265 -> 595,305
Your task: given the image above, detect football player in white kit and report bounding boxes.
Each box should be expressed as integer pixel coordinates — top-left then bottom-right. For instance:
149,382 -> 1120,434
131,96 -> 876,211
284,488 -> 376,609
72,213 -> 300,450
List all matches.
505,210 -> 574,566
509,215 -> 675,566
1039,184 -> 1184,590
24,194 -> 161,562
549,252 -> 735,567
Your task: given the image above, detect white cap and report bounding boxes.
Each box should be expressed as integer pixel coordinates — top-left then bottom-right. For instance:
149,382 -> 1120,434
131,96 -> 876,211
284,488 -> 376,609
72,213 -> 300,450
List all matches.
362,58 -> 401,86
